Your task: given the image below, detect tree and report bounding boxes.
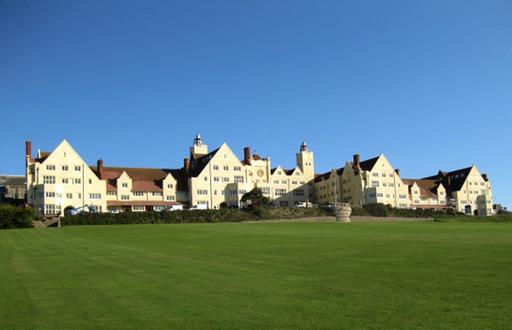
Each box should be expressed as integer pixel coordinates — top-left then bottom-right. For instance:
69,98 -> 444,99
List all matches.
241,188 -> 270,209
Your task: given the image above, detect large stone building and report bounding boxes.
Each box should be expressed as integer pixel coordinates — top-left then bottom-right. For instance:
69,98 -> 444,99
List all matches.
314,153 -> 494,216
25,136 -> 315,216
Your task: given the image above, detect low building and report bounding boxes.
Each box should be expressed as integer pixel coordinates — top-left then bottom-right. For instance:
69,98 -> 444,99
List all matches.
0,175 -> 26,205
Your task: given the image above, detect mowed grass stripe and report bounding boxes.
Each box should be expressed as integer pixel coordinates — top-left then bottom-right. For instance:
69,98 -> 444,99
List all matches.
1,222 -> 512,329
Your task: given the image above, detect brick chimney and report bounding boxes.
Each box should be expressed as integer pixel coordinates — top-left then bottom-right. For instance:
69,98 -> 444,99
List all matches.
97,159 -> 104,179
353,154 -> 360,168
244,147 -> 251,165
25,140 -> 32,160
184,158 -> 190,176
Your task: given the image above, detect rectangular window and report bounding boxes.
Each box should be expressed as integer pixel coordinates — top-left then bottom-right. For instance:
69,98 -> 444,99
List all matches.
121,195 -> 130,200
293,189 -> 304,196
66,193 -> 72,199
371,181 -> 379,187
43,176 -> 56,184
223,177 -> 229,182
281,180 -> 287,184
46,165 -> 56,171
89,193 -> 101,199
45,192 -> 55,198
152,192 -> 163,197
107,191 -> 116,196
213,165 -> 219,170
223,165 -> 229,171
133,206 -> 145,211
62,178 -> 68,184
75,178 -> 81,184
234,176 -> 244,183
377,193 -> 383,197
197,190 -> 208,195
122,183 -> 128,188
166,195 -> 175,201
234,166 -> 241,171
167,183 -> 174,189
62,165 -> 69,171
214,177 -> 219,182
275,189 -> 287,196
75,166 -> 81,171
133,192 -> 144,196
373,173 -> 379,177
273,180 -> 279,184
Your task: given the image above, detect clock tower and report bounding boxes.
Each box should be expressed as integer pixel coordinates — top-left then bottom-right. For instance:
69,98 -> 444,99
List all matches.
296,142 -> 314,181
190,133 -> 208,159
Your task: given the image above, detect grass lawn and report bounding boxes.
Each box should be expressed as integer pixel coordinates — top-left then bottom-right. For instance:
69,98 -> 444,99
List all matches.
1,221 -> 512,329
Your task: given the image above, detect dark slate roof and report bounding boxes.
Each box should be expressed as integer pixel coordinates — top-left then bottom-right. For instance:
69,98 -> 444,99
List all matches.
422,166 -> 473,194
358,156 -> 380,171
271,167 -> 296,176
314,167 -> 344,183
188,147 -> 221,177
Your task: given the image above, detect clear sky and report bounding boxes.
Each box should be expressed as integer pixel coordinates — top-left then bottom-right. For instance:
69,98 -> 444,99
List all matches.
1,1 -> 511,207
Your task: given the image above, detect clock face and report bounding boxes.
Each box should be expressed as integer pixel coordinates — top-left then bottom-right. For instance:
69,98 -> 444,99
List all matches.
257,169 -> 264,177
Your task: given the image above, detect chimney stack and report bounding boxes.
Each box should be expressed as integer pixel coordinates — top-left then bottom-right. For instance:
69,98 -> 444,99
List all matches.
244,147 -> 251,165
353,154 -> 360,168
25,140 -> 32,160
394,168 -> 400,176
97,159 -> 104,179
184,158 -> 190,176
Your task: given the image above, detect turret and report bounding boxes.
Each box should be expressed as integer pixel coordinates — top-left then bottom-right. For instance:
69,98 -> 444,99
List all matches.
189,133 -> 208,159
296,141 -> 314,181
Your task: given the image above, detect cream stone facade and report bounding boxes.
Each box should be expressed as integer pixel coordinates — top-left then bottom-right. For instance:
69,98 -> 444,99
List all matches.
315,154 -> 410,209
25,136 -> 316,216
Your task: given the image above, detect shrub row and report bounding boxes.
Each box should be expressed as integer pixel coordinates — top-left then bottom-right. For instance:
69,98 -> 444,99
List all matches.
61,207 -> 331,226
350,203 -> 460,218
0,204 -> 34,229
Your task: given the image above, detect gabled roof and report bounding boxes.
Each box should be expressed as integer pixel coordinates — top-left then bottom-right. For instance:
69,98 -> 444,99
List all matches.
358,156 -> 380,171
314,167 -> 343,183
422,166 -> 473,193
35,151 -> 51,163
403,178 -> 440,198
90,166 -> 188,192
188,147 -> 221,177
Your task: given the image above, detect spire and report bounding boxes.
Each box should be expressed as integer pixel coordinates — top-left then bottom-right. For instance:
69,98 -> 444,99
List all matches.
194,133 -> 203,146
300,141 -> 309,152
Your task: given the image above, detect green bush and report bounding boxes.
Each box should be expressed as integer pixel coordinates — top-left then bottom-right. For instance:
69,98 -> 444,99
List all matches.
0,204 -> 34,229
61,207 -> 331,226
363,203 -> 389,217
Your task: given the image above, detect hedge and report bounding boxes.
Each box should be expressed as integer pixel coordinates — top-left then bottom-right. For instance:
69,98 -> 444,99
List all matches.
61,207 -> 331,226
0,204 -> 34,229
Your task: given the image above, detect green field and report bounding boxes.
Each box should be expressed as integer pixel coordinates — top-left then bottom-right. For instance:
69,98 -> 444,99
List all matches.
1,221 -> 512,329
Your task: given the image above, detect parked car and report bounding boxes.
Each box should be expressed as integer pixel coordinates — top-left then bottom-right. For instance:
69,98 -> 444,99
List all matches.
166,204 -> 184,211
188,204 -> 207,210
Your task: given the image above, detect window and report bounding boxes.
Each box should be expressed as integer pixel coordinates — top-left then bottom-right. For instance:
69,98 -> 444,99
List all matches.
88,179 -> 92,184
382,182 -> 387,187
78,193 -> 81,199
66,193 -> 72,199
371,181 -> 379,187
46,165 -> 56,171
261,187 -> 270,195
121,195 -> 130,200
399,194 -> 407,199
239,190 -> 246,195
45,192 -> 55,198
43,176 -> 56,184
275,189 -> 287,196
213,165 -> 219,170
62,178 -> 68,184
45,204 -> 57,215
281,180 -> 287,184
279,201 -> 289,207
154,206 -> 164,211
133,192 -> 144,196
223,165 -> 229,171
152,192 -> 163,197
89,193 -> 101,199
377,193 -> 383,197
122,183 -> 128,188
389,173 -> 393,177
234,166 -> 241,171
133,206 -> 145,211
234,176 -> 244,183
62,165 -> 69,171
75,166 -> 81,171
166,195 -> 175,201
204,177 -> 208,181
107,191 -> 116,196
74,178 -> 81,184
293,189 -> 304,196
292,181 -> 297,185
373,173 -> 379,177
167,183 -> 174,189
223,177 -> 229,182
273,180 -> 279,184
197,190 -> 208,195
299,181 -> 305,184
198,201 -> 209,207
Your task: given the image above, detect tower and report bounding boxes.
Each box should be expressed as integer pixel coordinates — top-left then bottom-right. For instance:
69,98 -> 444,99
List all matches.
296,141 -> 314,180
189,133 -> 208,159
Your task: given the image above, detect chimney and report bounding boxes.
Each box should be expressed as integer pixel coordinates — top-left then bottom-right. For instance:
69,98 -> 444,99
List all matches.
244,147 -> 251,165
25,140 -> 32,159
353,154 -> 360,168
184,158 -> 190,176
97,159 -> 104,179
395,168 -> 400,176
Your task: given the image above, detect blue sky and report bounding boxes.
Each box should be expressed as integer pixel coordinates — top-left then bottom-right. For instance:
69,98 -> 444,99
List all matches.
1,1 -> 511,206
